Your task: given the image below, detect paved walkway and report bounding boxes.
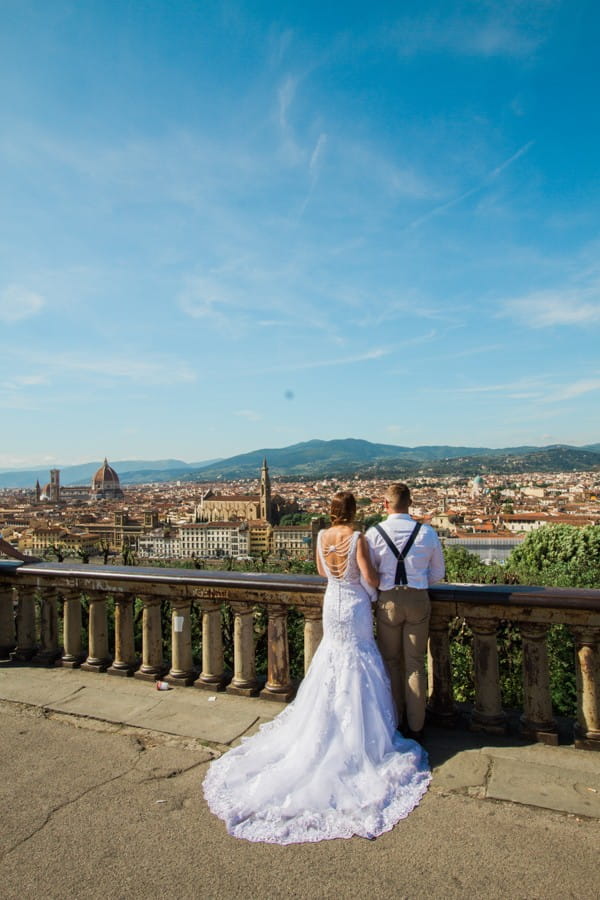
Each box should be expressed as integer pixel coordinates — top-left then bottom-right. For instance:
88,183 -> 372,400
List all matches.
1,665 -> 599,899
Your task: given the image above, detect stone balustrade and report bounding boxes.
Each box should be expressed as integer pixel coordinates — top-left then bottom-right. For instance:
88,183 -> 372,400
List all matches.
1,561 -> 599,750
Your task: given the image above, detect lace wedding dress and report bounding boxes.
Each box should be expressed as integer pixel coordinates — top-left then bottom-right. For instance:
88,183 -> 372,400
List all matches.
202,530 -> 431,844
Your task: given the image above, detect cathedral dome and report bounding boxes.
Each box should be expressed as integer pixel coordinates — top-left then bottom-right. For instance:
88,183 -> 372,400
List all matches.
91,458 -> 124,499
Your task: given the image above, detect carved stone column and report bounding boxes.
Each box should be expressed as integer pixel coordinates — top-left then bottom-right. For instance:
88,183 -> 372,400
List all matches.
195,598 -> 227,691
165,597 -> 195,686
62,589 -> 85,668
0,582 -> 16,660
469,617 -> 507,734
572,626 -> 600,751
519,623 -> 558,745
107,593 -> 137,677
260,602 -> 294,702
32,587 -> 62,666
226,601 -> 259,696
11,585 -> 37,661
81,593 -> 112,673
426,614 -> 458,727
301,605 -> 323,675
134,596 -> 165,681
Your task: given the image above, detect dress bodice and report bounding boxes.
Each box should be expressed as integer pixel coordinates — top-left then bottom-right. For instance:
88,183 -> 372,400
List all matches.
318,529 -> 362,585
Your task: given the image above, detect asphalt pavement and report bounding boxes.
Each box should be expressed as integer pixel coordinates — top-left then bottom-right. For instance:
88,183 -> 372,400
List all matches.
1,665 -> 599,899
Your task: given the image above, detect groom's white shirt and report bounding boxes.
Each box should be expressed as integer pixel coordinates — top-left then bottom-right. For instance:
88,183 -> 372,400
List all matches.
366,513 -> 445,591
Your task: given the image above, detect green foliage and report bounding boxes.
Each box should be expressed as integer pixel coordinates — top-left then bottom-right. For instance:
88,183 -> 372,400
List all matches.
279,512 -> 313,525
362,513 -> 385,530
443,546 -> 514,585
508,524 -> 600,589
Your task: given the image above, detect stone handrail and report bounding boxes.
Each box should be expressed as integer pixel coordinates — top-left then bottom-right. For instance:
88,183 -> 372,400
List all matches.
1,560 -> 599,750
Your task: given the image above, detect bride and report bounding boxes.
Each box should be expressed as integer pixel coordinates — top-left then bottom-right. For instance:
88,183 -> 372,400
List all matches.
203,491 -> 431,844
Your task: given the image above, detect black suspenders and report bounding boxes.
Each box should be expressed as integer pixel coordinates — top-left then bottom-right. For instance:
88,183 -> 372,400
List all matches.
374,522 -> 422,586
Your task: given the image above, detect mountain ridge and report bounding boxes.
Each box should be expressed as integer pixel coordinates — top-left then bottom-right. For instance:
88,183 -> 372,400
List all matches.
1,441 -> 599,487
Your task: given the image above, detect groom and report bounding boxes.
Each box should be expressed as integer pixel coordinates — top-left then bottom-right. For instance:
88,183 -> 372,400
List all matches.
366,483 -> 445,742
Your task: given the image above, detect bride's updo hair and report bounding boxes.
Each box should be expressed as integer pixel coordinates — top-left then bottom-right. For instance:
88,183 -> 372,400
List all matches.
330,491 -> 356,526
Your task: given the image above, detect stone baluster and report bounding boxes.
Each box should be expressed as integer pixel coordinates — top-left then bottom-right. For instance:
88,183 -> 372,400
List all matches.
62,589 -> 85,668
12,585 -> 37,661
519,623 -> 558,745
108,593 -> 137,677
195,597 -> 227,691
0,582 -> 16,660
134,595 -> 165,681
468,617 -> 507,734
165,597 -> 195,686
260,602 -> 294,702
226,601 -> 259,696
301,605 -> 323,675
32,586 -> 62,666
572,626 -> 600,751
81,592 -> 112,673
426,614 -> 457,727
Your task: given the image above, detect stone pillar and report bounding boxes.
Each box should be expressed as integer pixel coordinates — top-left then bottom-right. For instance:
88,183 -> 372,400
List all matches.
12,585 -> 37,661
469,617 -> 507,734
572,626 -> 600,751
0,582 -> 16,660
81,593 -> 112,673
195,599 -> 227,691
302,606 -> 323,675
134,596 -> 165,682
519,623 -> 558,745
32,587 -> 61,666
226,602 -> 259,696
165,597 -> 195,686
260,602 -> 294,702
426,614 -> 458,727
107,593 -> 137,677
62,590 -> 85,668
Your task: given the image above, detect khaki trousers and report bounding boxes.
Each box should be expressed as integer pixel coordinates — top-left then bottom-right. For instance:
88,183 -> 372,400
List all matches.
376,587 -> 431,732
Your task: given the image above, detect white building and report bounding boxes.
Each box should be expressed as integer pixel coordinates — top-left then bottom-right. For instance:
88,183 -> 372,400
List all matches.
179,522 -> 250,558
137,530 -> 181,559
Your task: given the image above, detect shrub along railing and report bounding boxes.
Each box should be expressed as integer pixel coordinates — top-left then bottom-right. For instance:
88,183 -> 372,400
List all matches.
1,561 -> 599,750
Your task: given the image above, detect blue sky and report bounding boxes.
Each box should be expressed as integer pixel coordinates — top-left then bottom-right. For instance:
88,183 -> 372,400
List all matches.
1,0 -> 599,468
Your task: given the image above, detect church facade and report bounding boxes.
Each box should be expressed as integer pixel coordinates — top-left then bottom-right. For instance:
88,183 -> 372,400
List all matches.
196,458 -> 273,524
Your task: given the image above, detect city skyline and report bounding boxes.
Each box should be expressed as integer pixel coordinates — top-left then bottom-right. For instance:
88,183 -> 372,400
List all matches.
1,1 -> 599,468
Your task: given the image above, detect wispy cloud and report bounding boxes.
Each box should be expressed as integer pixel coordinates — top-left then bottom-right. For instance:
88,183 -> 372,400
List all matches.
388,10 -> 549,59
234,409 -> 263,421
0,285 -> 45,322
501,285 -> 600,328
9,349 -> 197,385
407,141 -> 534,229
261,347 -> 391,373
543,378 -> 600,403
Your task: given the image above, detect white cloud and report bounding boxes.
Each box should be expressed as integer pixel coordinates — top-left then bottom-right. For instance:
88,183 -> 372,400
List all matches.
309,133 -> 328,176
389,11 -> 548,59
0,285 -> 45,322
234,409 -> 262,421
262,347 -> 391,373
544,378 -> 600,403
10,349 -> 196,385
502,289 -> 600,328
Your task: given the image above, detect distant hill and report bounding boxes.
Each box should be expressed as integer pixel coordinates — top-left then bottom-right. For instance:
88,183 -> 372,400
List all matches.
189,440 -> 600,480
0,458 -> 221,489
1,441 -> 599,488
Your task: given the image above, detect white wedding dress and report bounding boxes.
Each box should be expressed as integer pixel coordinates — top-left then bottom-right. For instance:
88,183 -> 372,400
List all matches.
202,531 -> 431,844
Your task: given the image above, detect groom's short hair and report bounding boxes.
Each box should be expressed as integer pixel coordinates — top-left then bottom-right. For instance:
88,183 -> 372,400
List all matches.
385,483 -> 411,511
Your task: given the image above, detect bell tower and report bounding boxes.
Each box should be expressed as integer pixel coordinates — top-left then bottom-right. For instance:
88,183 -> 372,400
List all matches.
260,458 -> 271,523
49,469 -> 60,503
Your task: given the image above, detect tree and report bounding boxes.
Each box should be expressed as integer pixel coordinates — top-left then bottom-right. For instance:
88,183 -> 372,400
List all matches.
507,524 -> 600,589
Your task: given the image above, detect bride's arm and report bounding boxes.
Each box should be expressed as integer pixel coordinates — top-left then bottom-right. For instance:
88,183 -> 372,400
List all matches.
356,534 -> 379,588
316,529 -> 327,577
